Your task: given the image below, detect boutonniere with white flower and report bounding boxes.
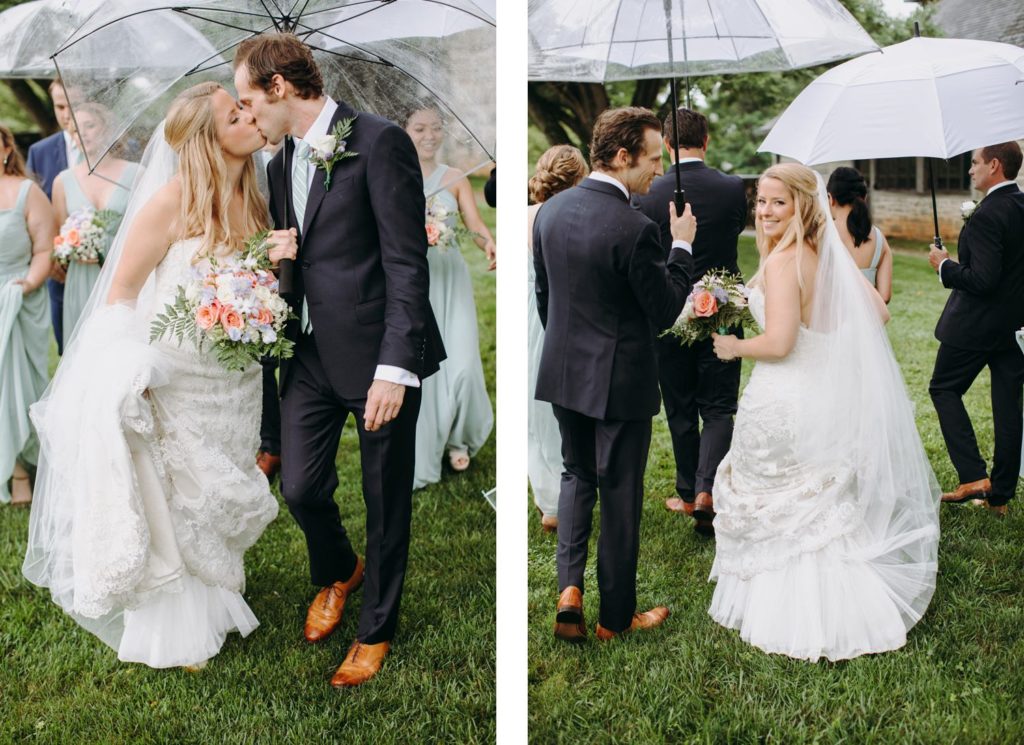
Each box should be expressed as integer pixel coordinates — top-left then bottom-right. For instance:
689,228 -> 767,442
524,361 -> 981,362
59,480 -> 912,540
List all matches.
960,199 -> 978,223
305,116 -> 358,190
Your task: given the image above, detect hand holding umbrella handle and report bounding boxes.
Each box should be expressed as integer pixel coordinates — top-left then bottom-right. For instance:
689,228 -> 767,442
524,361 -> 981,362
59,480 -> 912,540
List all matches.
674,189 -> 686,218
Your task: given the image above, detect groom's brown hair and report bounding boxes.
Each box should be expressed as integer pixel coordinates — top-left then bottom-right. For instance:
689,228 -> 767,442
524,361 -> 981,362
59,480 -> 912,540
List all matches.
589,107 -> 662,171
234,33 -> 323,100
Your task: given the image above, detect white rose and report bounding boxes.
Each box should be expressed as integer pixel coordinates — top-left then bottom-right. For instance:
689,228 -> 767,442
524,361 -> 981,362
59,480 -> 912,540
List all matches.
961,200 -> 977,219
254,285 -> 272,304
310,134 -> 337,159
216,284 -> 237,305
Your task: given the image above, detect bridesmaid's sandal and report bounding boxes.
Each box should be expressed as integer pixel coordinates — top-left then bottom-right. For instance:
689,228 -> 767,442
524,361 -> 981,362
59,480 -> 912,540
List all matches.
10,475 -> 32,506
448,449 -> 470,472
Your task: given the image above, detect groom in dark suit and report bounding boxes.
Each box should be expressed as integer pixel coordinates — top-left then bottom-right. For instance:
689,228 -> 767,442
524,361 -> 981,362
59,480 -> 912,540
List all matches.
535,107 -> 696,641
636,108 -> 747,536
235,33 -> 444,686
929,141 -> 1024,516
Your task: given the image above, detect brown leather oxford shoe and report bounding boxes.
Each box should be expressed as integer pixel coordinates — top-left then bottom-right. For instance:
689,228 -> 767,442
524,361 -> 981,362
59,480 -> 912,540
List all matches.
665,497 -> 695,516
553,585 -> 587,642
693,491 -> 715,536
304,557 -> 364,643
987,501 -> 1008,517
330,640 -> 390,688
941,478 -> 991,504
595,606 -> 670,640
256,451 -> 282,480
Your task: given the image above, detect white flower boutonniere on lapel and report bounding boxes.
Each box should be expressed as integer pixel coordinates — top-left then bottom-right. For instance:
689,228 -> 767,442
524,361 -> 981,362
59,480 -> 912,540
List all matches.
304,116 -> 358,191
960,199 -> 978,223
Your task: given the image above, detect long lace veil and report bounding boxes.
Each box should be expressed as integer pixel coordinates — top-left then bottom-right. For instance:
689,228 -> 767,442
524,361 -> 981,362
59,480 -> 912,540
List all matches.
22,123 -> 181,641
795,172 -> 941,628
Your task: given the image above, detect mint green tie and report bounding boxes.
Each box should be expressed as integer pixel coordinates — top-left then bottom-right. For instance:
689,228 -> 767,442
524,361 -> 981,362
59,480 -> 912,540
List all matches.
292,141 -> 313,334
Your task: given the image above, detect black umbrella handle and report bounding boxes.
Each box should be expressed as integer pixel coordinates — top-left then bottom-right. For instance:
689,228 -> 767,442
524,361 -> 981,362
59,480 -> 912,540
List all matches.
279,136 -> 295,296
927,156 -> 943,250
674,188 -> 686,218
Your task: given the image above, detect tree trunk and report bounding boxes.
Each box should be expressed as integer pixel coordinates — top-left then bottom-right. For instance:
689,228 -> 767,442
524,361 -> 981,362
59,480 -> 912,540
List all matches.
4,80 -> 56,133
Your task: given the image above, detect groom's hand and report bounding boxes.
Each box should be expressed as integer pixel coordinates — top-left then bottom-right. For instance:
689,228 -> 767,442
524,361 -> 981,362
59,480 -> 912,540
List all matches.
267,228 -> 298,268
364,380 -> 406,432
928,243 -> 949,272
669,202 -> 697,244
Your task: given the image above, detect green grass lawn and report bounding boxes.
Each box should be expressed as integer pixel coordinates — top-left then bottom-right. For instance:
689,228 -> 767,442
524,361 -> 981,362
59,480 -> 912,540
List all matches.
528,236 -> 1024,744
0,199 -> 496,743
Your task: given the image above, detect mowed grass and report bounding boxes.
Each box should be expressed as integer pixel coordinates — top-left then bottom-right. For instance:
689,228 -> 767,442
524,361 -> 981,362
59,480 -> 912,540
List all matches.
0,193 -> 496,743
528,237 -> 1024,744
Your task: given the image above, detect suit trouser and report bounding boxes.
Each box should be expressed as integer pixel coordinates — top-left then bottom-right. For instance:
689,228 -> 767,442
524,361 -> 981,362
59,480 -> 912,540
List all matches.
552,404 -> 652,633
656,333 -> 741,499
280,333 -> 420,644
48,278 -> 64,355
259,356 -> 282,455
929,342 -> 1024,504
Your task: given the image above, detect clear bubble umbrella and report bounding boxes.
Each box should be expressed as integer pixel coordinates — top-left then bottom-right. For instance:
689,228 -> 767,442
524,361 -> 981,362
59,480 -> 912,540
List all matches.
0,0 -> 105,79
528,0 -> 878,212
52,0 -> 495,192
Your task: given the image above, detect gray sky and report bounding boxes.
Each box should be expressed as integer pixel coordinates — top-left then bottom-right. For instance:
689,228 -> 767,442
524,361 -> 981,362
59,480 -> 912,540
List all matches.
881,0 -> 916,18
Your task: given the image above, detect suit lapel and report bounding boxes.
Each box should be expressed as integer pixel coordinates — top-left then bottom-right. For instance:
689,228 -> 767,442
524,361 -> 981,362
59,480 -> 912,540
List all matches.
302,101 -> 358,239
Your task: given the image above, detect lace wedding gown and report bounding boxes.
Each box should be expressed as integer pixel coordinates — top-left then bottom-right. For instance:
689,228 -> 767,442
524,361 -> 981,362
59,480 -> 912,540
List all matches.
708,286 -> 938,662
24,237 -> 278,668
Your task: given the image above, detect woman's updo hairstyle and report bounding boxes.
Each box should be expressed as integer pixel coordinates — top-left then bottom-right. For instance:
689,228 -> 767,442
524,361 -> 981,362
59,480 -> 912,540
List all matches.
827,166 -> 872,247
529,145 -> 588,203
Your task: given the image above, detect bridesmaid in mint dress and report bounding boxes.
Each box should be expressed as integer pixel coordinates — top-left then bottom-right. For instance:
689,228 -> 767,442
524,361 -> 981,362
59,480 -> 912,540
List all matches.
405,108 -> 496,489
52,103 -> 140,343
0,126 -> 57,505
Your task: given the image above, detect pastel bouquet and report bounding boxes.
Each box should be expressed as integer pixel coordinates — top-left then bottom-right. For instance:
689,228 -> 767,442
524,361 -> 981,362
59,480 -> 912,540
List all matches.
53,207 -> 119,266
150,231 -> 296,372
424,194 -> 477,252
663,270 -> 757,346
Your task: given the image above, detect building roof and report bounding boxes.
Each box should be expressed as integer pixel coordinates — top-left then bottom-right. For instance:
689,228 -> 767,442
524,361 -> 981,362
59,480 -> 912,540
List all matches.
933,0 -> 1024,47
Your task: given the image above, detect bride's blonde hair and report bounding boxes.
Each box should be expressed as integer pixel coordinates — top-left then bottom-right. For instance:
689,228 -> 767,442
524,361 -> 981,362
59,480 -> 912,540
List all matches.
751,163 -> 826,290
164,82 -> 267,259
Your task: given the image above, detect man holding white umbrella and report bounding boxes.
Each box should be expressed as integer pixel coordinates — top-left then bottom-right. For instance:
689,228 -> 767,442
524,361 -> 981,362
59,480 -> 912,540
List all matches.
929,142 -> 1024,516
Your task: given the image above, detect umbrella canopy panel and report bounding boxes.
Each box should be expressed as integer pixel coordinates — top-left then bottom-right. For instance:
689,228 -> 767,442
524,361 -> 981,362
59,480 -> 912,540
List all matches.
528,0 -> 879,82
0,0 -> 105,79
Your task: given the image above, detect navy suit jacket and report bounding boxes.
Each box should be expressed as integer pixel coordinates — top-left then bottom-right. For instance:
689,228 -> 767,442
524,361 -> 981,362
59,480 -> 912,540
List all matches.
936,182 -> 1024,351
26,131 -> 68,200
267,101 -> 445,399
534,178 -> 694,421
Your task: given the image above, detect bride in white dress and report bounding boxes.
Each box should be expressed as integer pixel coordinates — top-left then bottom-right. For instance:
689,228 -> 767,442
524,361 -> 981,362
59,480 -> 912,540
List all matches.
708,163 -> 940,662
22,82 -> 292,669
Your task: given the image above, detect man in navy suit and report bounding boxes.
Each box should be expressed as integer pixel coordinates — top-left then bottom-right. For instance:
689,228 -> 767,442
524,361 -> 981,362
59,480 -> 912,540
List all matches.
636,108 -> 748,536
929,141 -> 1024,516
235,33 -> 444,687
25,80 -> 82,355
535,107 -> 696,642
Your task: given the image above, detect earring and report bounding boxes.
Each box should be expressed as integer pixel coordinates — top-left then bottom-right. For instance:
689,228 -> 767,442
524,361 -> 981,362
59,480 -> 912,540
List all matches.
2,155 -> 7,166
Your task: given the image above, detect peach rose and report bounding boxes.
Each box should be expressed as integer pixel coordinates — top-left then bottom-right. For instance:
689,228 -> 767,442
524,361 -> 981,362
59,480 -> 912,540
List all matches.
196,303 -> 219,331
692,290 -> 718,318
220,305 -> 244,331
53,235 -> 64,247
256,307 -> 274,326
425,223 -> 441,246
66,228 -> 81,247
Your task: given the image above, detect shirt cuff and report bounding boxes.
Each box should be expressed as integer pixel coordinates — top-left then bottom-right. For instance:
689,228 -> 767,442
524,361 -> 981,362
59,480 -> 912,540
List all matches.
374,364 -> 420,388
671,240 -> 693,255
938,257 -> 949,283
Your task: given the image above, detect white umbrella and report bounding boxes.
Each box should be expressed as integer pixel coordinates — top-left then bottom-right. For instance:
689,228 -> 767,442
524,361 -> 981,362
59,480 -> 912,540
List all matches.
758,36 -> 1024,164
759,34 -> 1024,244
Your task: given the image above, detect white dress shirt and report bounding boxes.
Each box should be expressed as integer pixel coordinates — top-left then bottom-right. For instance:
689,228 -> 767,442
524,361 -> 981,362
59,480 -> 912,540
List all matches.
63,130 -> 81,166
586,172 -> 692,254
938,180 -> 1018,283
295,97 -> 420,388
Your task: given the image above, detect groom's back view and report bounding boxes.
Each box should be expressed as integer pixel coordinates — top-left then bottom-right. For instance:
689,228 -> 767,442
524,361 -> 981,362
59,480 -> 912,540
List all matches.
534,107 -> 695,640
234,33 -> 444,687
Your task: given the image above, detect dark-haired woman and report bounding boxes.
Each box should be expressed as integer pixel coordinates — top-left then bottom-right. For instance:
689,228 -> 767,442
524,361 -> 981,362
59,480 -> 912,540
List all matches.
827,167 -> 892,303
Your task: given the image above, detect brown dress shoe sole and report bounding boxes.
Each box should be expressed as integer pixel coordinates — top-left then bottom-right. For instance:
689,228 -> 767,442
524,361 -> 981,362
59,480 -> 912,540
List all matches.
556,606 -> 582,624
553,621 -> 587,642
942,490 -> 990,504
